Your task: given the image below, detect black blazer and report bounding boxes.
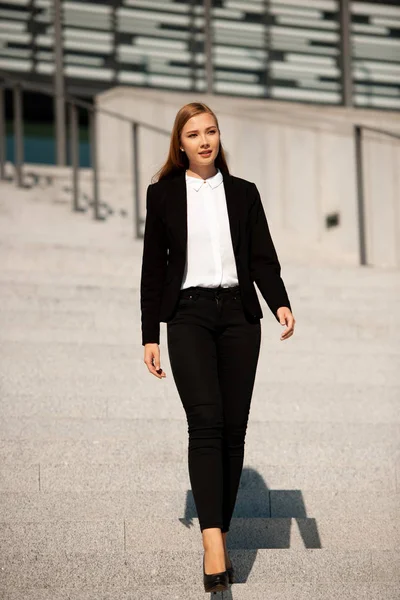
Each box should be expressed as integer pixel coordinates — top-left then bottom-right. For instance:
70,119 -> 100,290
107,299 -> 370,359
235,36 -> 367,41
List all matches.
140,168 -> 292,346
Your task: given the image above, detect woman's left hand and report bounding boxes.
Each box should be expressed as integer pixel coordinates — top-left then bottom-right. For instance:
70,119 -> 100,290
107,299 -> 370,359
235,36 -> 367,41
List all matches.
277,307 -> 295,341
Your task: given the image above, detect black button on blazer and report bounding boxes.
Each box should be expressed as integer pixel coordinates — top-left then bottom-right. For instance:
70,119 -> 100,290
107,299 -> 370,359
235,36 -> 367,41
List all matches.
140,168 -> 292,346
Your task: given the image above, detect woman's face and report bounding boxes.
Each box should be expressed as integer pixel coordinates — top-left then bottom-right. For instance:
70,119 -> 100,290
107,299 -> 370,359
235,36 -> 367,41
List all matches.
180,113 -> 220,168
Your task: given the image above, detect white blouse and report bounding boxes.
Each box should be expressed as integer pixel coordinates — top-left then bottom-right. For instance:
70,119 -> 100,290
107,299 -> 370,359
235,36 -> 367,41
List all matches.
181,168 -> 239,290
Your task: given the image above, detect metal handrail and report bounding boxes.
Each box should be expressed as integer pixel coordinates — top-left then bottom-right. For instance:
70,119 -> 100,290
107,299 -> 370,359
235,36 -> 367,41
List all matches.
358,124 -> 400,141
0,69 -> 170,134
0,68 -> 170,227
354,123 -> 400,266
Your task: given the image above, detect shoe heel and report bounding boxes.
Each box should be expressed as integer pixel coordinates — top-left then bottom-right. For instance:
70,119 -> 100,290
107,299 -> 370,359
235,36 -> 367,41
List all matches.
227,565 -> 235,584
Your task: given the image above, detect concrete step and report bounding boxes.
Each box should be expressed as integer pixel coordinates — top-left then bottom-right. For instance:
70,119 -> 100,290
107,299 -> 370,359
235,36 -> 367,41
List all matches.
0,303 -> 396,338
1,351 -> 398,390
1,447 -> 400,494
1,337 -> 399,369
0,280 -> 135,303
1,311 -> 399,348
0,487 -> 398,523
1,381 -> 399,423
0,515 -> 399,556
0,296 -> 398,328
1,549 -> 398,592
0,268 -> 136,288
0,246 -> 136,278
1,458 -> 396,494
0,432 -> 399,466
1,415 -> 399,445
2,462 -> 400,493
1,258 -> 399,290
3,581 -> 400,600
0,274 -> 398,300
1,334 -> 400,360
0,321 -> 398,344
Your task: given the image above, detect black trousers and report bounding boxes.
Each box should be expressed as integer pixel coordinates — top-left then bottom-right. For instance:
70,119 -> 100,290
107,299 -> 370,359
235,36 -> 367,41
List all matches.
167,284 -> 261,533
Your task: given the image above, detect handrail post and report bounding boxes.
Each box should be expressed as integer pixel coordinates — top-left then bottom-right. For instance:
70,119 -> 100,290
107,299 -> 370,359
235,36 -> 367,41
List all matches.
69,102 -> 79,211
132,122 -> 140,239
54,0 -> 66,165
354,125 -> 367,266
89,108 -> 100,220
0,84 -> 5,180
13,83 -> 24,188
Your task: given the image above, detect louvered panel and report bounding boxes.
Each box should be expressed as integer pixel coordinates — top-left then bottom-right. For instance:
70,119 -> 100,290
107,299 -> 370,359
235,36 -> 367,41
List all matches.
351,0 -> 400,110
211,0 -> 341,102
115,0 -> 203,90
0,0 -> 398,110
0,0 -> 31,71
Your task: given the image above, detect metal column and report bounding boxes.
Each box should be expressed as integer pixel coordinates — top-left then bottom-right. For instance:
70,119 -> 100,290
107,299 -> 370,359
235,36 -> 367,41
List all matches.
69,102 -> 79,212
339,0 -> 353,107
263,0 -> 272,98
132,122 -> 140,239
203,0 -> 213,94
13,84 -> 23,187
0,85 -> 5,180
54,0 -> 66,165
354,125 -> 367,266
89,109 -> 100,220
189,0 -> 197,91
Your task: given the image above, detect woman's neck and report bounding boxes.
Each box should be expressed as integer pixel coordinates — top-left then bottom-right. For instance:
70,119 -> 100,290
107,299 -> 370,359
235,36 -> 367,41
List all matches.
186,166 -> 218,180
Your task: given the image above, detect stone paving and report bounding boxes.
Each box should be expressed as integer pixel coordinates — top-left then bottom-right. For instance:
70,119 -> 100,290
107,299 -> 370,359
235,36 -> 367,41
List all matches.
0,181 -> 399,599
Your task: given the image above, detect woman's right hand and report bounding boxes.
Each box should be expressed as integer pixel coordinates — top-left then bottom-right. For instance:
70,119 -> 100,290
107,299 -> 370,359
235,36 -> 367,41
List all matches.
144,343 -> 166,379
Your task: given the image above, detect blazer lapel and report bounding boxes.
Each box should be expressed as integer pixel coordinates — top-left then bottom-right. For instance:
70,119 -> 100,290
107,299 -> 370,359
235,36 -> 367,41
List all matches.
222,170 -> 240,253
169,168 -> 240,255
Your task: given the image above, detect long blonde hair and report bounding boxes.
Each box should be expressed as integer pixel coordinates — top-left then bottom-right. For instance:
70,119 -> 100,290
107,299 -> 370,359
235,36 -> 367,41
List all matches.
152,102 -> 230,183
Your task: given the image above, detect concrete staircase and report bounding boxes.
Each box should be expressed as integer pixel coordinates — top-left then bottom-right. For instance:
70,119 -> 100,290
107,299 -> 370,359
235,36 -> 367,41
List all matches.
0,180 -> 399,599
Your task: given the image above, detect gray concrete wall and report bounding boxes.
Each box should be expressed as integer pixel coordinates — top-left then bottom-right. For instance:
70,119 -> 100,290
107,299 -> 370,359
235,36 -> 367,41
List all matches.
95,87 -> 400,269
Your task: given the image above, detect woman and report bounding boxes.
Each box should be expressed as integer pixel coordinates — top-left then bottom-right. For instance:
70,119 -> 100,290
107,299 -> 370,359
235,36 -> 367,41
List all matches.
140,102 -> 295,593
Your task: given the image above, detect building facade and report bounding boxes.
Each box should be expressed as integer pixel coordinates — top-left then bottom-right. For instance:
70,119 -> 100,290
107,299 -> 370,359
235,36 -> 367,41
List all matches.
0,0 -> 399,109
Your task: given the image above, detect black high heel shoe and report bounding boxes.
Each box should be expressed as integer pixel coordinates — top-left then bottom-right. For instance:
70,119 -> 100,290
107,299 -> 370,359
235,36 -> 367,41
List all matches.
226,559 -> 235,584
203,553 -> 229,593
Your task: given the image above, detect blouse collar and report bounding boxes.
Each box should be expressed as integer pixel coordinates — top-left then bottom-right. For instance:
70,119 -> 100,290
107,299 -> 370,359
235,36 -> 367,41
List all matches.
185,168 -> 223,192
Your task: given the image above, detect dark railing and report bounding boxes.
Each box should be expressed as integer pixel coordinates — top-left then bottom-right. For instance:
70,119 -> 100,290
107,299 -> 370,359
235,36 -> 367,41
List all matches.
354,124 -> 400,266
0,69 -> 170,237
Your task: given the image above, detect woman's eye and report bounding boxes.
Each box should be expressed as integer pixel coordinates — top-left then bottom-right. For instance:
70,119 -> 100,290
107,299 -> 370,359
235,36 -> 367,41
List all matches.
188,130 -> 216,138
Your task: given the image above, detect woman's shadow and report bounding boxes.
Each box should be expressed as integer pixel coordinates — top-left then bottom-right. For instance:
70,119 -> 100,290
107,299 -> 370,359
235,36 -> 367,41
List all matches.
179,466 -> 321,597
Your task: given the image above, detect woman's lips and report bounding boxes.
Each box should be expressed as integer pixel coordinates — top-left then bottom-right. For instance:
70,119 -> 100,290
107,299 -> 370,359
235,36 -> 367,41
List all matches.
199,151 -> 212,157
